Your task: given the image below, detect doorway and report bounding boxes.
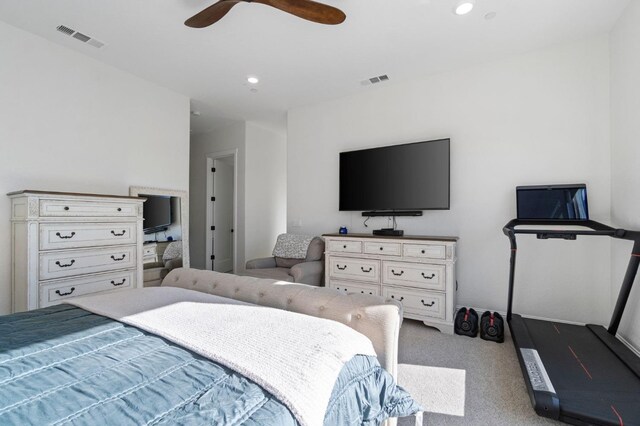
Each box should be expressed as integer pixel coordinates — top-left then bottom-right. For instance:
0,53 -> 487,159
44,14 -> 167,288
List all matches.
205,150 -> 237,273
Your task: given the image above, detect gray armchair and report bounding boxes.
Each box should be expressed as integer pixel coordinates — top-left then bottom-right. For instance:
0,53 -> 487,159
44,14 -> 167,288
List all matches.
143,241 -> 183,287
244,236 -> 325,286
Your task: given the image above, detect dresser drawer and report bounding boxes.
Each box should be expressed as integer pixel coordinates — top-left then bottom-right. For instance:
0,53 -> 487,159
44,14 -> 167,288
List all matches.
329,281 -> 380,296
364,241 -> 402,256
382,261 -> 446,291
403,243 -> 446,260
40,222 -> 137,250
40,199 -> 138,217
143,244 -> 158,264
39,270 -> 136,307
39,246 -> 137,280
329,257 -> 380,282
328,240 -> 362,254
382,287 -> 446,319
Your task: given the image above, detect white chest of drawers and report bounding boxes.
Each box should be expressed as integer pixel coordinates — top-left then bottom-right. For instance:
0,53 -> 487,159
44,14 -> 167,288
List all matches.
8,190 -> 146,312
324,233 -> 458,334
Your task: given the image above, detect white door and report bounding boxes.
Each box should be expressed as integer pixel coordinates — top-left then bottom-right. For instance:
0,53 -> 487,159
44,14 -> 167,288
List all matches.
212,158 -> 234,272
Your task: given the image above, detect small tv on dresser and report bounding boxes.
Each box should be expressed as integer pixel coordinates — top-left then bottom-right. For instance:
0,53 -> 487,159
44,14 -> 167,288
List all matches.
339,138 -> 450,212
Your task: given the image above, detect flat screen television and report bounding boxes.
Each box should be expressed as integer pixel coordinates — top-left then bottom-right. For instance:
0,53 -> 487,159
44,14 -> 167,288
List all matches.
143,195 -> 172,234
516,184 -> 589,220
339,138 -> 450,211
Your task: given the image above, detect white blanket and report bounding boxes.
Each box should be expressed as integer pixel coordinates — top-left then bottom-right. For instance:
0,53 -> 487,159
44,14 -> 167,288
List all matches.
67,287 -> 377,426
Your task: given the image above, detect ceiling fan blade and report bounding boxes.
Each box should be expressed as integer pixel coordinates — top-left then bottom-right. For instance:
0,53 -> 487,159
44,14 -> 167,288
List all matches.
185,0 -> 242,28
253,0 -> 346,25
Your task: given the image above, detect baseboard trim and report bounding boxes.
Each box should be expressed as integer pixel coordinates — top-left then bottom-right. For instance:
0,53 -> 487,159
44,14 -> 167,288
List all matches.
455,305 -> 640,354
454,305 -> 508,321
617,334 -> 640,357
455,305 -> 584,326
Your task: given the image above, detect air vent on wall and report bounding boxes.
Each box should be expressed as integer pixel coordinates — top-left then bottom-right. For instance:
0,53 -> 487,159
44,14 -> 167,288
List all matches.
56,25 -> 105,49
361,74 -> 390,86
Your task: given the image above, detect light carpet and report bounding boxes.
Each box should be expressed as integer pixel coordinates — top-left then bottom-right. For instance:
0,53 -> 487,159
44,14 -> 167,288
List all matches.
396,319 -> 561,426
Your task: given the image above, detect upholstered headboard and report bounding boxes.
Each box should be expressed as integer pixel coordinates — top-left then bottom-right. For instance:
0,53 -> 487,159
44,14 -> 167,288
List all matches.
162,268 -> 402,379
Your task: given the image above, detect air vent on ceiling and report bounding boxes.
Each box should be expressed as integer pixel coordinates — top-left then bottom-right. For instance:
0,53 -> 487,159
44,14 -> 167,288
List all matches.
72,32 -> 91,42
56,24 -> 105,49
361,74 -> 390,86
87,39 -> 105,49
56,25 -> 74,36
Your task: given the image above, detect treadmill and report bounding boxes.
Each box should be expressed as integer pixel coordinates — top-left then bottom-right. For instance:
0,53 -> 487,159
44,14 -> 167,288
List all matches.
504,185 -> 640,426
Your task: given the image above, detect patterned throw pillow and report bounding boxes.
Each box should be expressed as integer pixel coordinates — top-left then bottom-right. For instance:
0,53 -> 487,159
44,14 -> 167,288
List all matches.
162,241 -> 183,262
272,234 -> 314,259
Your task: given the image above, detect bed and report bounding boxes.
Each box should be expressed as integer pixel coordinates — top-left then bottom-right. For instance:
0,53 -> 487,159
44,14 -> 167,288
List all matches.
0,268 -> 422,425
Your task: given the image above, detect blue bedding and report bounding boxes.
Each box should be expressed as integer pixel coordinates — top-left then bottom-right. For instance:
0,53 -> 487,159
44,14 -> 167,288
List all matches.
0,304 -> 420,425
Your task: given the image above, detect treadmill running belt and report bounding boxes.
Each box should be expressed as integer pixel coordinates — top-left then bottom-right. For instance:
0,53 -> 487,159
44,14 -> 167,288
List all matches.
524,318 -> 640,426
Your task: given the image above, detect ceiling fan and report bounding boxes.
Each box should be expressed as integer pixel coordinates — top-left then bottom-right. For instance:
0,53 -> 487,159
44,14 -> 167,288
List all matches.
184,0 -> 346,28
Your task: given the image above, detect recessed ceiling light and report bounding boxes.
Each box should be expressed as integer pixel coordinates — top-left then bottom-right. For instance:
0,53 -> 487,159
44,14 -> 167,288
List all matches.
454,0 -> 475,15
247,76 -> 259,84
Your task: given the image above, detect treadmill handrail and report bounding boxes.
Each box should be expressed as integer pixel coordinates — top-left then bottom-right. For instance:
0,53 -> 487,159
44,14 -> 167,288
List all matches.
503,218 -> 640,335
503,219 -> 640,241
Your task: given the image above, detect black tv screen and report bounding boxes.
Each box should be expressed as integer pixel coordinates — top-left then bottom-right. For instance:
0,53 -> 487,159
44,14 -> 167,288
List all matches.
516,184 -> 589,220
143,195 -> 172,233
339,139 -> 450,211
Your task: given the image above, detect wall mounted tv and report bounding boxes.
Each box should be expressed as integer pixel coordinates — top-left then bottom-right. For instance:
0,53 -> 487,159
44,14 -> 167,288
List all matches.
339,138 -> 450,211
143,195 -> 172,234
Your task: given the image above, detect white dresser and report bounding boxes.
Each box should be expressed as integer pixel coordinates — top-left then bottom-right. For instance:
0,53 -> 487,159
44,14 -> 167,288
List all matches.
8,190 -> 146,312
324,233 -> 458,334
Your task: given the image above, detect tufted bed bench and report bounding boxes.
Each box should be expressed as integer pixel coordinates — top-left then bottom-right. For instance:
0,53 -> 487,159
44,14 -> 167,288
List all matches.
1,267 -> 423,426
162,267 -> 404,380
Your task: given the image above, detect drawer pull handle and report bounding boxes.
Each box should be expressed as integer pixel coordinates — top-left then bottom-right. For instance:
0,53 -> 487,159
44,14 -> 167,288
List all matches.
379,247 -> 384,251
55,287 -> 75,296
343,245 -> 347,249
117,207 -> 122,212
421,250 -> 426,254
63,206 -> 70,211
111,230 -> 126,237
55,260 -> 75,268
391,269 -> 404,276
391,295 -> 404,302
361,267 -> 373,273
111,279 -> 127,287
360,290 -> 374,295
56,232 -> 76,239
111,255 -> 126,261
421,300 -> 436,307
336,264 -> 347,271
421,273 -> 436,280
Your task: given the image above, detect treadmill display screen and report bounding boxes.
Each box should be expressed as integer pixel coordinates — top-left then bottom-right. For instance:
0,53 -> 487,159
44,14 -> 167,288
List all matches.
516,184 -> 589,220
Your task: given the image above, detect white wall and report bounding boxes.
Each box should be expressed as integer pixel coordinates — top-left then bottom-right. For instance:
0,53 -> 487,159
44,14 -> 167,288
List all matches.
189,121 -> 287,271
288,37 -> 612,325
190,122 -> 246,271
610,0 -> 640,350
245,123 -> 287,262
0,21 -> 190,315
